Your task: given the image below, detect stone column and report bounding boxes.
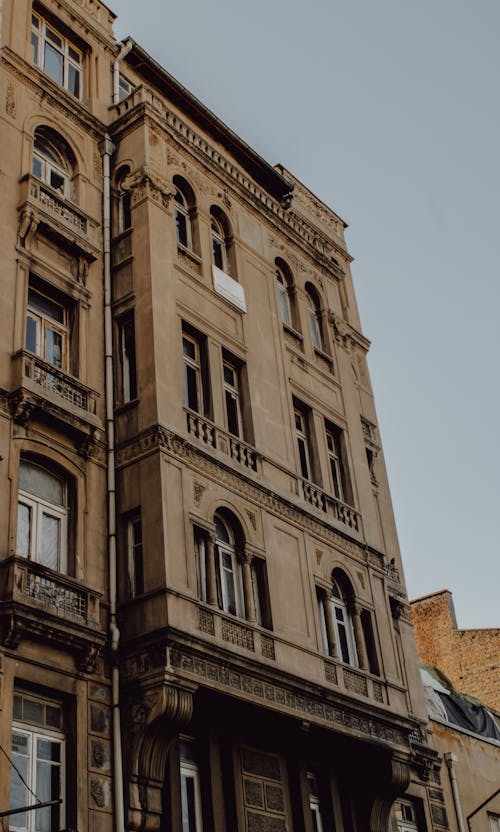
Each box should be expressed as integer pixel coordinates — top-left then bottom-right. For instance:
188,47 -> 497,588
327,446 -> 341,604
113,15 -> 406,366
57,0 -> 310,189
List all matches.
240,549 -> 256,623
351,602 -> 369,671
206,534 -> 218,606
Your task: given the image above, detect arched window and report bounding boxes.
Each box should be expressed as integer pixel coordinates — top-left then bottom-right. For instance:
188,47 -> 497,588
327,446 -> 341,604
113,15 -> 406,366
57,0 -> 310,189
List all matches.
214,513 -> 243,617
275,258 -> 296,328
305,284 -> 323,351
16,459 -> 69,573
116,166 -> 131,234
330,577 -> 358,666
173,176 -> 196,250
210,206 -> 232,275
32,127 -> 74,198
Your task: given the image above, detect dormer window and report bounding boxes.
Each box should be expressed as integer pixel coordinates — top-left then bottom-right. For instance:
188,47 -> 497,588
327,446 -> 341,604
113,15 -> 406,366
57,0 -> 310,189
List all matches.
31,14 -> 82,98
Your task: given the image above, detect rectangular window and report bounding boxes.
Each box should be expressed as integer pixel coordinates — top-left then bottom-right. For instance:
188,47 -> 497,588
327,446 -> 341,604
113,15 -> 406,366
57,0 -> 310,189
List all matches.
26,285 -> 68,371
294,404 -> 312,481
127,514 -> 144,596
119,313 -> 137,403
393,799 -> 418,832
307,772 -> 325,832
118,75 -> 132,102
194,527 -> 207,603
183,328 -> 210,416
10,691 -> 65,832
223,357 -> 243,438
31,14 -> 82,98
17,460 -> 68,573
325,420 -> 353,505
180,737 -> 204,832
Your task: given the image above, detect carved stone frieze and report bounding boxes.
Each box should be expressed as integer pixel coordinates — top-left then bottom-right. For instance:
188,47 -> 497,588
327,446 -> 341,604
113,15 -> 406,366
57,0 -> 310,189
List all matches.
169,646 -> 410,748
123,166 -> 175,213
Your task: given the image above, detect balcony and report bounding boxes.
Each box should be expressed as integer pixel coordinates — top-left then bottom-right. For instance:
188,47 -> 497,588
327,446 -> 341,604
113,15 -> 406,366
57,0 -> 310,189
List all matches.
0,556 -> 105,670
323,658 -> 386,704
301,479 -> 361,534
18,175 -> 100,263
185,409 -> 260,473
10,350 -> 101,448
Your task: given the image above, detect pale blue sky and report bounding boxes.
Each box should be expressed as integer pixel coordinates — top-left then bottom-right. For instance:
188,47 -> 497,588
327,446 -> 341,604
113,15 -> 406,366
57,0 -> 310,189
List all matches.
112,0 -> 500,629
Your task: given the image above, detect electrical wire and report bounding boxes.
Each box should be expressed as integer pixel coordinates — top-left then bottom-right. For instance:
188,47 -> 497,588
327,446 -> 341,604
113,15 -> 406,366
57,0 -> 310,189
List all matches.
0,741 -> 41,805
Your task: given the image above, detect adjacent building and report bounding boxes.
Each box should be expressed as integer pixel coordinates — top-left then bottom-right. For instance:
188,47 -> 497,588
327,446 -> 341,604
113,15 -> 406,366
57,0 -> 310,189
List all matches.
0,2 -> 453,830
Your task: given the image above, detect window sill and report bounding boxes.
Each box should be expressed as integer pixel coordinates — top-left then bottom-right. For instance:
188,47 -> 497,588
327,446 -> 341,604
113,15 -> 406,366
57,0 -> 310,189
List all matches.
177,242 -> 202,264
283,323 -> 303,342
115,398 -> 139,415
314,346 -> 334,370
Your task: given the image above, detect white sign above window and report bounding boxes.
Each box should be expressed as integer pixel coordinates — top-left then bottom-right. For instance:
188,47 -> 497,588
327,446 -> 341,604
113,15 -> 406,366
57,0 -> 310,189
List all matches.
212,266 -> 246,313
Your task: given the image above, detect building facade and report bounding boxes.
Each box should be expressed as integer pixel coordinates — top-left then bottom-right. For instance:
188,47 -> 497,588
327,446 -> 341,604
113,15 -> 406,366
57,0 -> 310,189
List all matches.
0,2 -> 451,830
411,590 -> 500,713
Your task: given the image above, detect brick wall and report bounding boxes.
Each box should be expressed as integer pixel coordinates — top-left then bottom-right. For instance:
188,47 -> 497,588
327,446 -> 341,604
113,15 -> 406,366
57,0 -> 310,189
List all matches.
410,590 -> 500,712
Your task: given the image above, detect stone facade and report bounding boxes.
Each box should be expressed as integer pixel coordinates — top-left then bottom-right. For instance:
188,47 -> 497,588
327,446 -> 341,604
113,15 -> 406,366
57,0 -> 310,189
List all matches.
411,590 -> 500,712
0,2 -> 448,830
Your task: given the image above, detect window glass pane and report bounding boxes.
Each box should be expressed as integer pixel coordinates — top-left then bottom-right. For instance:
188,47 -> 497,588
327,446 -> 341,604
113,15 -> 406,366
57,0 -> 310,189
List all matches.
223,364 -> 235,386
298,438 -> 309,480
32,155 -> 43,179
45,327 -> 63,368
28,290 -> 64,324
212,238 -> 224,270
41,513 -> 60,570
45,705 -> 62,729
13,694 -> 23,720
181,772 -> 199,832
183,337 -> 196,360
222,564 -> 237,615
24,698 -> 44,724
35,756 -> 60,832
12,732 -> 29,755
184,365 -> 199,412
32,15 -> 40,29
176,209 -> 188,246
68,46 -> 80,63
45,28 -> 62,48
16,502 -> 31,557
44,42 -> 64,84
31,32 -> 39,64
278,285 -> 291,325
10,744 -> 29,830
26,314 -> 39,354
225,392 -> 240,437
68,64 -> 80,98
19,462 -> 63,505
215,517 -> 230,544
37,738 -> 61,762
49,170 -> 65,194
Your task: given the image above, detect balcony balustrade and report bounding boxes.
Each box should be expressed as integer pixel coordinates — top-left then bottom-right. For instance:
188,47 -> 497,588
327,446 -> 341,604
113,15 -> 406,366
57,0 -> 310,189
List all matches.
185,409 -> 259,473
301,478 -> 361,534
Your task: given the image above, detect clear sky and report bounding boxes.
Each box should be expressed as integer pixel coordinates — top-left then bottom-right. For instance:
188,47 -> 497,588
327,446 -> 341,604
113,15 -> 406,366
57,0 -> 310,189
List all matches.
111,0 -> 500,629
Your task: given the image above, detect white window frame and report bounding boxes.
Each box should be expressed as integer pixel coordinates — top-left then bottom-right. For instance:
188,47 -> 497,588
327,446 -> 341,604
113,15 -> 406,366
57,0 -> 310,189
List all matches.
223,359 -> 243,438
325,427 -> 344,501
179,738 -> 204,832
10,693 -> 65,832
294,407 -> 311,481
306,290 -> 322,351
307,772 -> 324,832
331,581 -> 358,667
118,75 -> 132,102
31,14 -> 82,98
16,463 -> 68,573
215,517 -> 244,618
175,189 -> 192,250
183,333 -> 203,414
26,287 -> 68,371
489,815 -> 500,832
393,799 -> 418,832
211,216 -> 229,274
276,266 -> 292,327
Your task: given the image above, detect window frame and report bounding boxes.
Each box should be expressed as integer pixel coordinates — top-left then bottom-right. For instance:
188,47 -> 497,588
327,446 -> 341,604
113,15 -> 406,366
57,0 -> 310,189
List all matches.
330,579 -> 358,667
276,265 -> 292,327
393,799 -> 418,832
127,513 -> 144,597
31,13 -> 83,98
174,189 -> 192,250
16,460 -> 68,574
183,331 -> 206,415
294,406 -> 312,481
10,691 -> 65,832
118,312 -> 137,404
26,285 -> 69,372
179,737 -> 204,832
223,358 -> 243,439
325,426 -> 344,501
305,286 -> 323,351
214,515 -> 244,618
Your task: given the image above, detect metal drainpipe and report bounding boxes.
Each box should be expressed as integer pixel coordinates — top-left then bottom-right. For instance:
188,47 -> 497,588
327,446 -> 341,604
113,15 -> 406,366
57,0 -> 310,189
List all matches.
444,753 -> 466,832
99,134 -> 125,832
113,39 -> 133,105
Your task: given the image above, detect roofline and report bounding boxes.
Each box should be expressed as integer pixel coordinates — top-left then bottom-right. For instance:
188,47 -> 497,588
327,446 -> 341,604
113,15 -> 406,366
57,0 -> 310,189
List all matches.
410,589 -> 452,605
123,40 -> 294,203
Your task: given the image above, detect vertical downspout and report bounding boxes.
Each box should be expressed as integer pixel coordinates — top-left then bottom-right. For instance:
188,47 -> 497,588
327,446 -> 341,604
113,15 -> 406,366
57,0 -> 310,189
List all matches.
112,39 -> 133,105
99,135 -> 125,832
444,753 -> 465,832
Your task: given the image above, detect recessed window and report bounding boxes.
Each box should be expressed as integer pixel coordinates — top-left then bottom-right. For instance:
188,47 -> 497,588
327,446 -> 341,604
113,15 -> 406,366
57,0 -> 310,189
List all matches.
305,284 -> 323,351
31,14 -> 82,97
10,691 -> 65,832
331,579 -> 358,666
179,737 -> 204,832
32,127 -> 74,198
116,167 -> 132,234
214,514 -> 243,617
127,513 -> 144,596
223,358 -> 243,438
393,799 -> 418,832
26,284 -> 68,371
294,405 -> 312,481
182,325 -> 210,417
118,75 -> 132,102
118,313 -> 137,403
210,206 -> 233,276
16,459 -> 68,573
307,772 -> 325,832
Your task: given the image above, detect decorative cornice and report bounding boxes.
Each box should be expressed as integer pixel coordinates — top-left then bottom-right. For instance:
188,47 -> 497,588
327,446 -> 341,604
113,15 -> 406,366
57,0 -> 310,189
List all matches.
109,91 -> 353,274
123,166 -> 175,212
115,424 -> 388,573
330,312 -> 371,354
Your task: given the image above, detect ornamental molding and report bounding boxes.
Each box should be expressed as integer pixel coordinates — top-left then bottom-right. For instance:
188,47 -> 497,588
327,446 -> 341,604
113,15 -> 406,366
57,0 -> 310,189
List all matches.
164,644 -> 411,749
123,166 -> 175,212
36,0 -> 117,51
330,312 -> 371,354
1,50 -> 105,141
110,94 -> 352,274
115,424 -> 386,572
